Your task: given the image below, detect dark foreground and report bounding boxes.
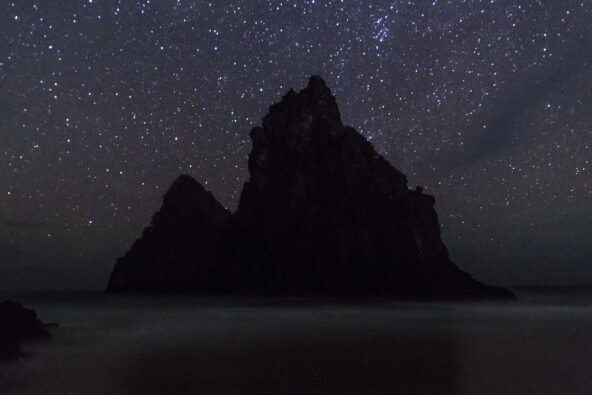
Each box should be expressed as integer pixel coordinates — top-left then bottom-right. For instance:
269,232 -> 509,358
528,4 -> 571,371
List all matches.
0,301 -> 53,361
1,288 -> 591,395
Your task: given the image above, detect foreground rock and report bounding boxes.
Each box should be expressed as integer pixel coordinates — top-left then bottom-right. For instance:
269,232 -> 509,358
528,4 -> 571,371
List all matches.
108,76 -> 514,300
0,301 -> 53,361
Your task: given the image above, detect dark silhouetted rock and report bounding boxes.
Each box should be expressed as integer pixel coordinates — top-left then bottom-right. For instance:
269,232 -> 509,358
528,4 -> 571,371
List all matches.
106,175 -> 231,292
0,301 -> 53,360
107,76 -> 513,299
216,76 -> 512,299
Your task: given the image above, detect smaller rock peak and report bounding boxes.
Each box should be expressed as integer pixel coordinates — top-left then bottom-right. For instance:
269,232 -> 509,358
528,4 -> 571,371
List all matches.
163,174 -> 204,201
171,174 -> 200,189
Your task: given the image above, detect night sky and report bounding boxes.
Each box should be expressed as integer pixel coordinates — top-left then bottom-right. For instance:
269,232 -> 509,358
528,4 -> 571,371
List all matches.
1,1 -> 590,290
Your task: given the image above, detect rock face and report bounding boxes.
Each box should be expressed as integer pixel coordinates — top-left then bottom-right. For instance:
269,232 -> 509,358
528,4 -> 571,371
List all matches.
107,76 -> 513,299
106,175 -> 231,292
0,301 -> 53,360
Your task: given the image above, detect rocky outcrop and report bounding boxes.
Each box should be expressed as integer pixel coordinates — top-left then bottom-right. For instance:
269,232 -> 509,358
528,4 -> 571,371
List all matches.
106,175 -> 231,292
107,76 -> 513,299
0,301 -> 54,360
215,76 -> 512,299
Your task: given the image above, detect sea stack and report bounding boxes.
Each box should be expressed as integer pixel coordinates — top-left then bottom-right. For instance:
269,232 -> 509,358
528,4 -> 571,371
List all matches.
107,76 -> 513,299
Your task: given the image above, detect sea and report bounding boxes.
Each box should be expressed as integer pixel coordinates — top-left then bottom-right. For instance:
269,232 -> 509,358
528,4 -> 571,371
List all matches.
1,287 -> 591,394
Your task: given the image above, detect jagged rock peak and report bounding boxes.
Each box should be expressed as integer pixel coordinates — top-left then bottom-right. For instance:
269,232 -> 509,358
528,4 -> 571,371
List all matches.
262,75 -> 342,132
303,75 -> 335,103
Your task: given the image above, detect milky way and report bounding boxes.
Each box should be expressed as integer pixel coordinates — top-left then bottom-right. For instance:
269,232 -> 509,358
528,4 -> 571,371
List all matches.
1,1 -> 591,289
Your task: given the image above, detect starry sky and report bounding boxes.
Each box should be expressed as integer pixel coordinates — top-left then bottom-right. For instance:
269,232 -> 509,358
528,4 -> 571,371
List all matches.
1,0 -> 591,290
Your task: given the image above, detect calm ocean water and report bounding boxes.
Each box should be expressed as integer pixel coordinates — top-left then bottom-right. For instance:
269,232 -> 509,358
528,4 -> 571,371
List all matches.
1,288 -> 591,394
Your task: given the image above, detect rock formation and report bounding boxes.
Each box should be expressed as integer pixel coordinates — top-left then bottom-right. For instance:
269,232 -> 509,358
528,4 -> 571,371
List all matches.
0,301 -> 54,360
106,175 -> 231,292
107,76 -> 513,299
